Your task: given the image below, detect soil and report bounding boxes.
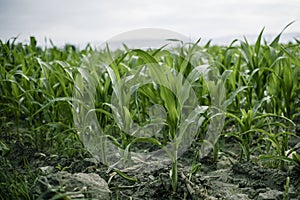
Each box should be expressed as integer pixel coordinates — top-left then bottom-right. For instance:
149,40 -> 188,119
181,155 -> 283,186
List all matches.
1,120 -> 299,199
3,133 -> 300,200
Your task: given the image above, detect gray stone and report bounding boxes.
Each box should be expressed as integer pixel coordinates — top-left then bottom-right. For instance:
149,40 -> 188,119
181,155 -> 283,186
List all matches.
229,193 -> 250,200
257,189 -> 283,200
36,171 -> 111,199
38,166 -> 55,174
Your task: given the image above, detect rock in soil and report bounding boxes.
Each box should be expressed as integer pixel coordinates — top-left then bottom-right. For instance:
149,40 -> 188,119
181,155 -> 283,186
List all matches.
256,189 -> 283,200
33,171 -> 111,199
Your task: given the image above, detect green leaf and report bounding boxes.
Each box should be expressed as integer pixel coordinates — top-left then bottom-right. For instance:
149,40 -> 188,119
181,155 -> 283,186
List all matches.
270,21 -> 295,47
255,27 -> 264,54
224,86 -> 248,107
132,49 -> 158,65
0,139 -> 10,156
114,169 -> 138,182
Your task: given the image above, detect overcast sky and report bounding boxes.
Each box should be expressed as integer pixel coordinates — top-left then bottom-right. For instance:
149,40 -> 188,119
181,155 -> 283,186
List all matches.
0,0 -> 300,47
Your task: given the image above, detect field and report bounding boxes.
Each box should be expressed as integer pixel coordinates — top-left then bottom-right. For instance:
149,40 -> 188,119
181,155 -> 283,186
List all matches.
1,30 -> 300,200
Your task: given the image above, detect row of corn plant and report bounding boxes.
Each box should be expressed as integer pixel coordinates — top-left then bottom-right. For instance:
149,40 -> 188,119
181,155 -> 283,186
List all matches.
1,27 -> 300,197
207,26 -> 300,168
0,37 -> 95,155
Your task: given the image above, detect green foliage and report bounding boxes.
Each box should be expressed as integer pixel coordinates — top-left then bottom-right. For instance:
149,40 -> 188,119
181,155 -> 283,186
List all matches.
1,27 -> 300,197
0,157 -> 32,200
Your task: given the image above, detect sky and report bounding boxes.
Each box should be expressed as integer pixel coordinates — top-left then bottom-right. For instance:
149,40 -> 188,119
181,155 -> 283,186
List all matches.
0,0 -> 300,47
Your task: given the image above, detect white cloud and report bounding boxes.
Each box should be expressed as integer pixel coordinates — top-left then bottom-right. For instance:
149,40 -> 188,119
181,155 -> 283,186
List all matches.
0,0 -> 299,46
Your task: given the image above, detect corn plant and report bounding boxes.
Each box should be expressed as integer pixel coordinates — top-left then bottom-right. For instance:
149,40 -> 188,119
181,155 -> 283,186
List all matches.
225,96 -> 295,162
1,29 -> 300,198
74,43 -> 216,192
110,48 -> 205,192
0,37 -> 85,155
267,54 -> 300,120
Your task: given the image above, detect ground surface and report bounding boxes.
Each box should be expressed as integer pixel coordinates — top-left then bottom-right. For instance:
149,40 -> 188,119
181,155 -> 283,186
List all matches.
3,128 -> 300,200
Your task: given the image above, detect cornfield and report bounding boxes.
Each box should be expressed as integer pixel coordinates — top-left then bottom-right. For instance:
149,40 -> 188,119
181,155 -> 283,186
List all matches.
1,29 -> 300,199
